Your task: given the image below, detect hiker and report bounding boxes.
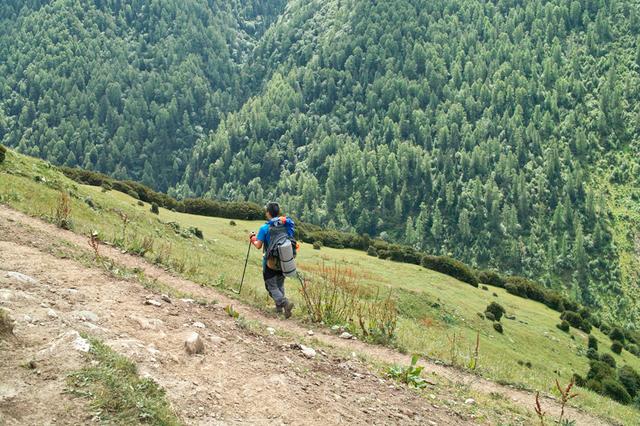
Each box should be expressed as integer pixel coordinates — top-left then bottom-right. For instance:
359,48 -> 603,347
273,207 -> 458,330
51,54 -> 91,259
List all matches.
250,202 -> 297,318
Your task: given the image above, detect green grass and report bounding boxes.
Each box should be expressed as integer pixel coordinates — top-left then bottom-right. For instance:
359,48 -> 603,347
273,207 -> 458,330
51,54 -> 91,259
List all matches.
67,337 -> 179,425
2,148 -> 639,424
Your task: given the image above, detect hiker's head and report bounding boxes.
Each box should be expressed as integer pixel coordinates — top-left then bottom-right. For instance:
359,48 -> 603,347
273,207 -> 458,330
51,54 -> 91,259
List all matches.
265,202 -> 280,219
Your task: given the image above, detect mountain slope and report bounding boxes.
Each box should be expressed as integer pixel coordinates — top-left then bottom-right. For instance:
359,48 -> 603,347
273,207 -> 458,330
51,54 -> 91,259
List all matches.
0,0 -> 286,190
179,0 -> 640,321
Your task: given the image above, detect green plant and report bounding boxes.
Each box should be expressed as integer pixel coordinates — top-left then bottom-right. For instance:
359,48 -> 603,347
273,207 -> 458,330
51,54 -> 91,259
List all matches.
485,302 -> 505,322
611,340 -> 623,355
387,354 -> 428,389
586,347 -> 599,360
468,330 -> 480,370
610,327 -> 625,343
601,378 -> 632,404
421,255 -> 479,287
493,322 -> 503,334
588,335 -> 598,350
477,270 -> 506,288
54,191 -> 73,230
367,245 -> 378,256
0,144 -> 6,163
150,202 -> 159,214
67,337 -> 179,424
557,320 -> 570,332
313,241 -> 322,250
600,353 -> 617,368
224,305 -> 240,319
229,220 -> 236,226
618,365 -> 640,398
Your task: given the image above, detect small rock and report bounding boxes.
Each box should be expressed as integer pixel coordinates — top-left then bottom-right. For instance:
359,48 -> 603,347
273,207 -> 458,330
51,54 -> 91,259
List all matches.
465,398 -> 476,405
266,327 -> 276,335
46,309 -> 58,319
299,345 -> 316,359
339,332 -> 353,340
6,272 -> 38,285
131,316 -> 163,330
307,330 -> 314,336
180,298 -> 195,304
192,321 -> 206,329
73,310 -> 99,323
184,332 -> 205,355
161,294 -> 172,303
330,325 -> 341,333
209,335 -> 225,345
73,334 -> 91,352
145,299 -> 162,307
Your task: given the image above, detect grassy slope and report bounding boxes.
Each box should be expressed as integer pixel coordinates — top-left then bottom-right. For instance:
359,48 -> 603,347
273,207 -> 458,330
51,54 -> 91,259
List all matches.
1,149 -> 638,424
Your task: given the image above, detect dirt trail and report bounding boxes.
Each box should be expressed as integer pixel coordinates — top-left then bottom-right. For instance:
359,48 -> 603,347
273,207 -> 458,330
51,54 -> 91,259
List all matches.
0,206 -> 609,425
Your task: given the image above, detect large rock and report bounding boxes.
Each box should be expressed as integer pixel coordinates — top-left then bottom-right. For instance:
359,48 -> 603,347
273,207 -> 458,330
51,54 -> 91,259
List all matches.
73,310 -> 99,323
5,272 -> 38,285
184,332 -> 205,355
130,316 -> 164,330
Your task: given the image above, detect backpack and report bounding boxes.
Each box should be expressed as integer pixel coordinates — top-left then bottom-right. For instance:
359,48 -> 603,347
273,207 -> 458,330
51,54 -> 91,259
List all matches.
265,216 -> 297,277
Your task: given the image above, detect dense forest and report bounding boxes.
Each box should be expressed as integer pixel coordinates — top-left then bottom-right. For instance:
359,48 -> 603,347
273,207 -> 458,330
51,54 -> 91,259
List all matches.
1,0 -> 639,324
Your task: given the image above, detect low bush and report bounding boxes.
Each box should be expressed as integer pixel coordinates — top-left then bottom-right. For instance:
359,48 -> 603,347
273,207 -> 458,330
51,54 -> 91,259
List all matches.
586,348 -> 599,360
229,220 -> 236,226
0,144 -> 6,163
627,343 -> 640,357
421,255 -> 479,287
557,320 -> 570,332
367,245 -> 378,256
618,365 -> 640,398
189,227 -> 203,239
485,302 -> 505,322
588,335 -> 598,351
602,378 -> 632,404
493,322 -> 503,334
600,353 -> 617,368
611,340 -> 623,355
137,200 -> 144,206
313,241 -> 322,250
477,270 -> 506,288
587,360 -> 615,381
610,327 -> 625,343
481,285 -> 488,291
150,202 -> 159,215
560,310 -> 592,334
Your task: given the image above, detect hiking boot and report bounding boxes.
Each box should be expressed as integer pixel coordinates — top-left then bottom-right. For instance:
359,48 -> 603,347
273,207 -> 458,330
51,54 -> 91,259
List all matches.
284,301 -> 294,319
275,305 -> 283,314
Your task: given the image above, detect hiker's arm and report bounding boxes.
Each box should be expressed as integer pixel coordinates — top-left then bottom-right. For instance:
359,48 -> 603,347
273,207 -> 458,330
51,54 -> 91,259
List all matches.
250,232 -> 263,249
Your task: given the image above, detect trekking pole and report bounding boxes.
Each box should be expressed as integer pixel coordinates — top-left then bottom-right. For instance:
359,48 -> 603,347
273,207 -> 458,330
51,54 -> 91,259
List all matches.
233,240 -> 252,295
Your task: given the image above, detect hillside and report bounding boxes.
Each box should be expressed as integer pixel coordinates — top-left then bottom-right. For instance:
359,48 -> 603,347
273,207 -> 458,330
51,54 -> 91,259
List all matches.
2,148 -> 640,423
1,0 -> 639,323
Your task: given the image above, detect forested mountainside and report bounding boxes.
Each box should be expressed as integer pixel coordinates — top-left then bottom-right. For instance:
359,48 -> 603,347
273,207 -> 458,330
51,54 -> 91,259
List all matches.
0,0 -> 286,190
1,0 -> 639,323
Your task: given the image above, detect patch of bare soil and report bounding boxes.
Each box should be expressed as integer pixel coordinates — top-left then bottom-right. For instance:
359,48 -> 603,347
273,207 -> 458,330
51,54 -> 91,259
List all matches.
0,206 -> 607,425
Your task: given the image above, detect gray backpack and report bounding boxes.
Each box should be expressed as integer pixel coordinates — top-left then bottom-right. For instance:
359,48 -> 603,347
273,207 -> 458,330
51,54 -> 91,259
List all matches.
265,218 -> 297,277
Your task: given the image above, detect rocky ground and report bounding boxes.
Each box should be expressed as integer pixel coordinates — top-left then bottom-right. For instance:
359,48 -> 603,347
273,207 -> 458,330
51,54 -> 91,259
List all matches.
0,206 -> 605,425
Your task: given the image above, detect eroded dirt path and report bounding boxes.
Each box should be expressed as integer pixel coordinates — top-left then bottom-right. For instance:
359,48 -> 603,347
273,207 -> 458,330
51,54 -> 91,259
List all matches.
0,206 -> 608,425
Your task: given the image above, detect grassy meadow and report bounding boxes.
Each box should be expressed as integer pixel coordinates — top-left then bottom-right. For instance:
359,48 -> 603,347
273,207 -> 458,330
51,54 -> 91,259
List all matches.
1,149 -> 639,424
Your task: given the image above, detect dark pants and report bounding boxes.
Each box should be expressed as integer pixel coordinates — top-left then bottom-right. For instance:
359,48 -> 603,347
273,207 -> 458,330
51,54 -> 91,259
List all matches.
263,266 -> 287,308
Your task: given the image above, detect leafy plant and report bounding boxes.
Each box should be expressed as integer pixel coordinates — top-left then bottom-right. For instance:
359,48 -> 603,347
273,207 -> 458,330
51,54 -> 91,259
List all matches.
387,354 -> 428,389
224,305 -> 240,319
534,391 -> 546,426
54,191 -> 73,230
555,378 -> 578,424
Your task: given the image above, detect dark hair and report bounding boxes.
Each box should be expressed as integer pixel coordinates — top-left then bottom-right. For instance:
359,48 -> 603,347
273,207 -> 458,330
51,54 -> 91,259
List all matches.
266,202 -> 280,218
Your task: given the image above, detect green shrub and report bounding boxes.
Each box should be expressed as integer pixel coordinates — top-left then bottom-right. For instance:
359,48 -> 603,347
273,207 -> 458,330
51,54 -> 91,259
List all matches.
421,255 -> 479,287
481,285 -> 488,291
627,343 -> 640,356
602,378 -> 632,404
600,322 -> 612,335
587,360 -> 615,381
588,335 -> 598,351
150,202 -> 159,214
137,200 -> 144,206
573,373 -> 586,387
229,220 -> 236,226
127,189 -> 139,199
189,227 -> 203,239
560,310 -> 592,333
611,340 -> 623,355
493,322 -> 503,334
586,348 -> 599,360
0,144 -> 6,163
600,353 -> 617,368
366,245 -> 378,256
610,327 -> 625,343
313,241 -> 322,250
485,302 -> 505,322
618,365 -> 640,398
557,320 -> 570,332
477,270 -> 506,288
